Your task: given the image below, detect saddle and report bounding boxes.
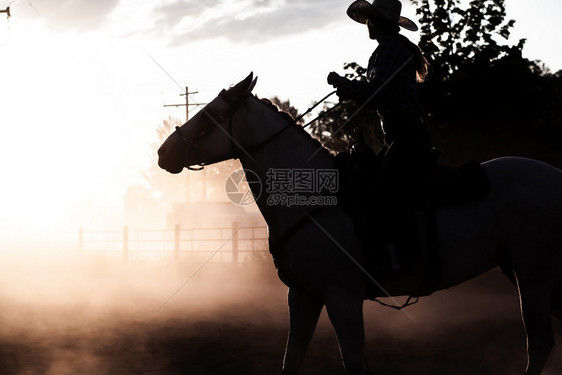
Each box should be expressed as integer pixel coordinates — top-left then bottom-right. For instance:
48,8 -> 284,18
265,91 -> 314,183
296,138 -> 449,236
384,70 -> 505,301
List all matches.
335,141 -> 490,298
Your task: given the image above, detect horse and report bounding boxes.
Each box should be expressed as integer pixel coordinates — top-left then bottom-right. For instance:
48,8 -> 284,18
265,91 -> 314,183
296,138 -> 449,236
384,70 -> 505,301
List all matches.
157,73 -> 562,375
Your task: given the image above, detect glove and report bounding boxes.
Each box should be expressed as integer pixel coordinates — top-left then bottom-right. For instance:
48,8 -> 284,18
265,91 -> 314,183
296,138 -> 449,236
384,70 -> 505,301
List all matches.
336,84 -> 354,101
327,72 -> 354,101
327,71 -> 342,86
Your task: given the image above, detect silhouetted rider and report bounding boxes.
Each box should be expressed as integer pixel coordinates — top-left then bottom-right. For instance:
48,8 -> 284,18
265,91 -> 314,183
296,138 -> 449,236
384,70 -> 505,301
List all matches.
328,0 -> 431,264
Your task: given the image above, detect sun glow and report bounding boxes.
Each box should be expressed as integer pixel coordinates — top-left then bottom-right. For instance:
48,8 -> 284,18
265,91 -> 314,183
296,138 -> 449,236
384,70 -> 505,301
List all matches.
0,19 -> 163,234
0,0 -> 560,242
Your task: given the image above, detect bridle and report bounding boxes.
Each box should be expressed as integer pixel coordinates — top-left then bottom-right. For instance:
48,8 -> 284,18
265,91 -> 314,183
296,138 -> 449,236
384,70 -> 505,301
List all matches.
174,89 -> 246,171
172,127 -> 201,171
174,90 -> 341,171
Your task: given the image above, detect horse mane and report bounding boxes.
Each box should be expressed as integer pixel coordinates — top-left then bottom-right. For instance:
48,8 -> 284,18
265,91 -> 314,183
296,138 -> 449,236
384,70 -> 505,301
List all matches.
257,97 -> 335,158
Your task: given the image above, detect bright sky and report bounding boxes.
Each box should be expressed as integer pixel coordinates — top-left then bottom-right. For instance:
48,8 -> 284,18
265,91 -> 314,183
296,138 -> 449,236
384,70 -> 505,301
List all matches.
0,0 -> 560,235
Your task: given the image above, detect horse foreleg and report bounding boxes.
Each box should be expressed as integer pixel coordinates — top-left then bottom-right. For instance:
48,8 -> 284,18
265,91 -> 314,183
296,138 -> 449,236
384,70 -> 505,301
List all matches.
325,292 -> 369,375
282,288 -> 323,374
517,274 -> 555,375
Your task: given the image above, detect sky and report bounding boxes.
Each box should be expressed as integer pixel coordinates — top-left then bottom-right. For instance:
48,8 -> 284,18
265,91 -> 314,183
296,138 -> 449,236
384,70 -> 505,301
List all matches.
0,0 -> 561,236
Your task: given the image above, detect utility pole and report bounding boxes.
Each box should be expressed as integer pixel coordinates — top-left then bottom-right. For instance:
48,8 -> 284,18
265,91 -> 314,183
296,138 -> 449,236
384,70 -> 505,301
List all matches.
163,86 -> 207,204
0,7 -> 10,19
163,86 -> 205,123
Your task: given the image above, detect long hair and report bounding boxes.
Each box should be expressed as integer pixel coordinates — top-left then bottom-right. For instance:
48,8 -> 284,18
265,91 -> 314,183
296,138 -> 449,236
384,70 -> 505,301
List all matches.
398,34 -> 429,83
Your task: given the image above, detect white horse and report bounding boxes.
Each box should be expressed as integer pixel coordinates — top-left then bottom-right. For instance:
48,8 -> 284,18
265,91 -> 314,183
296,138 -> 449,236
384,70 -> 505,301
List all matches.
158,73 -> 562,375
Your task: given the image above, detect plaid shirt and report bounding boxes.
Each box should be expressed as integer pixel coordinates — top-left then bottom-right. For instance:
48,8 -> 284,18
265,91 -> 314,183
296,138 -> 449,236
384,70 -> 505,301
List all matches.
351,35 -> 421,120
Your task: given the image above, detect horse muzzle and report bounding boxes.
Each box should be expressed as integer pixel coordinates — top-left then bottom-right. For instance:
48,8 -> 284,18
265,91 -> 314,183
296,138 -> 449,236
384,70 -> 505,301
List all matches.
157,142 -> 185,174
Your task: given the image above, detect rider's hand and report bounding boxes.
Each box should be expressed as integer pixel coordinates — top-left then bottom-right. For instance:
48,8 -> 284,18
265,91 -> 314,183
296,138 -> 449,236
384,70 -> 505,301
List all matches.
328,72 -> 354,100
336,84 -> 354,101
327,71 -> 342,86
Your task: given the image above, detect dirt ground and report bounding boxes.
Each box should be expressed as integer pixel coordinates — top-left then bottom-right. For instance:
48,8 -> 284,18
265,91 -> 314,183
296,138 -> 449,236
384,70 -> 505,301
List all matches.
0,255 -> 560,375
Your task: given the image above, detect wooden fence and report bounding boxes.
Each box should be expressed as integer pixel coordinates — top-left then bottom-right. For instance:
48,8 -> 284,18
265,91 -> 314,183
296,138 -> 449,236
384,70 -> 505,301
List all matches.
78,223 -> 269,263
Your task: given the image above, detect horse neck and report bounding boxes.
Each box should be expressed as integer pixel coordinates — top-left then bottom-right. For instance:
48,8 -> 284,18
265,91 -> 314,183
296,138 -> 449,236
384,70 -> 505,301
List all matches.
234,98 -> 334,170
234,102 -> 335,240
239,123 -> 335,179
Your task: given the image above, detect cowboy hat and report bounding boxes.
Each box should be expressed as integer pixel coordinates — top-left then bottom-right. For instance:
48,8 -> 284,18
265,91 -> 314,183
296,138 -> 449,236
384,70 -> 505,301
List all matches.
347,0 -> 418,31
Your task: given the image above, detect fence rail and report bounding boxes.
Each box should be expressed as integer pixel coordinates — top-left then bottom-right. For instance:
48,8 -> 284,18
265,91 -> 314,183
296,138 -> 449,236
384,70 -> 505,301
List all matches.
78,223 -> 269,263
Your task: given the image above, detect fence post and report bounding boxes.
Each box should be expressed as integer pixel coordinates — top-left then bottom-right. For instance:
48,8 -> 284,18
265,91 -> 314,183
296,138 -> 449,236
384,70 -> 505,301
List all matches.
78,227 -> 84,254
123,226 -> 129,261
174,224 -> 180,262
232,221 -> 239,264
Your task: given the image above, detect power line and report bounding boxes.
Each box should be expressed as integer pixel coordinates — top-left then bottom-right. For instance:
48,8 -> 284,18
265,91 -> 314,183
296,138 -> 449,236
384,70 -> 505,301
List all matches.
164,86 -> 206,123
145,51 -> 183,92
26,0 -> 41,17
144,52 -> 206,122
0,6 -> 10,18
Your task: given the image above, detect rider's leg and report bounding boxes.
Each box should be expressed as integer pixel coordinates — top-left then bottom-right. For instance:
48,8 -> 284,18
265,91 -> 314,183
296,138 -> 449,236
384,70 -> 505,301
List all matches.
377,127 -> 431,269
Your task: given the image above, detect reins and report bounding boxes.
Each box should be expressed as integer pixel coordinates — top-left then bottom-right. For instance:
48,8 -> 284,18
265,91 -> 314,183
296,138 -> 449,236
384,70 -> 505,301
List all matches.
178,50 -> 415,171
294,90 -> 342,129
244,90 -> 342,152
174,83 -> 425,312
177,90 -> 344,170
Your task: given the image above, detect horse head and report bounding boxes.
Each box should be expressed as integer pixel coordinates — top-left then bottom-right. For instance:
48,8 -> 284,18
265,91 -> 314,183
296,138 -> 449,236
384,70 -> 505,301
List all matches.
158,72 -> 258,174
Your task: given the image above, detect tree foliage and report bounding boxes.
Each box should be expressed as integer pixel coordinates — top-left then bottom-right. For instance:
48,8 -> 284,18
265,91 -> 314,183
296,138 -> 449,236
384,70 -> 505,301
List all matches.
269,96 -> 302,124
129,97 -> 301,225
142,116 -> 188,206
308,0 -> 562,168
308,62 -> 383,153
412,0 -> 525,81
134,0 -> 562,223
412,0 -> 562,165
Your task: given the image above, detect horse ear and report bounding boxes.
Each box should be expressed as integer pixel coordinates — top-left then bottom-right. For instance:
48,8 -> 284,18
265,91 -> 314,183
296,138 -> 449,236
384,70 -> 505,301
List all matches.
248,76 -> 258,94
227,72 -> 256,101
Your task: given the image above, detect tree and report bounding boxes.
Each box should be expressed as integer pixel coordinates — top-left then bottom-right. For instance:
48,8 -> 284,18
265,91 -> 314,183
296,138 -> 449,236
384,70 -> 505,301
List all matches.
310,2 -> 523,154
306,0 -> 562,168
269,96 -> 302,124
307,63 -> 384,153
410,0 -> 535,120
273,95 -> 370,153
125,97 -> 304,227
141,116 -> 245,205
412,0 -> 525,82
141,116 -> 188,206
123,117 -> 188,227
409,0 -> 562,165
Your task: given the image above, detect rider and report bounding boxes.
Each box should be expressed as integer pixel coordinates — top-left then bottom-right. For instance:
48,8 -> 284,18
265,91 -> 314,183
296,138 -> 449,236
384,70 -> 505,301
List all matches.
328,0 -> 430,268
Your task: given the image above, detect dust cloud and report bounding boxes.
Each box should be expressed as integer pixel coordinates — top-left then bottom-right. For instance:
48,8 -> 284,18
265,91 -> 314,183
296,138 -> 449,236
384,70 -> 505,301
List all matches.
0,251 -> 287,374
0,252 -> 560,374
